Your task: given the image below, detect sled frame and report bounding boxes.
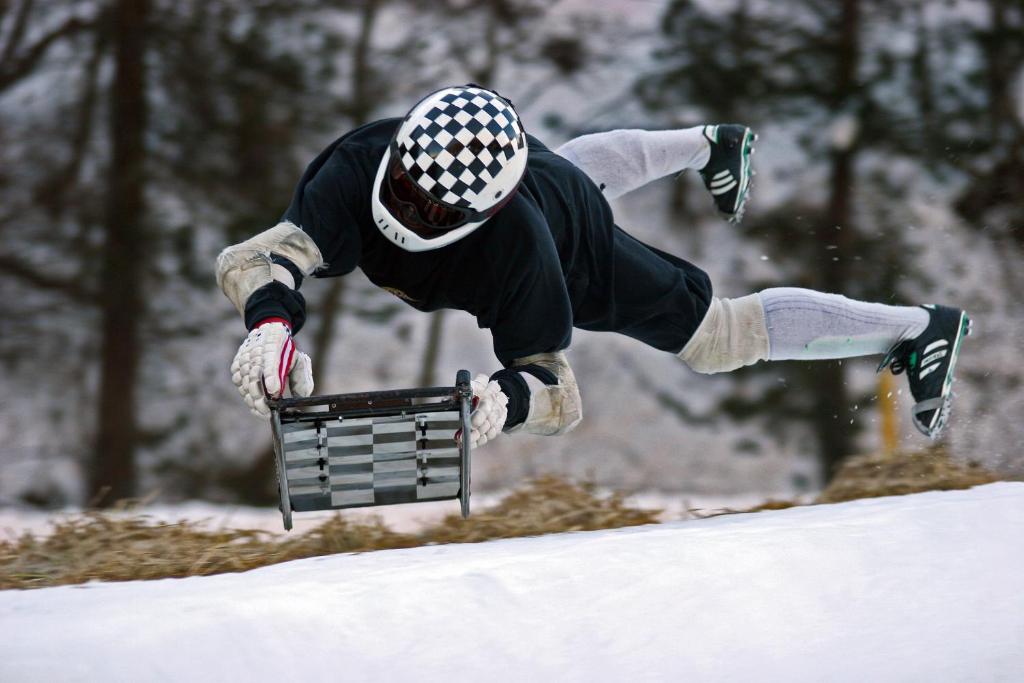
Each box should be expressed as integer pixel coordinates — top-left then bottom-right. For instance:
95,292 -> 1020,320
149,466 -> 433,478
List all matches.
268,370 -> 473,531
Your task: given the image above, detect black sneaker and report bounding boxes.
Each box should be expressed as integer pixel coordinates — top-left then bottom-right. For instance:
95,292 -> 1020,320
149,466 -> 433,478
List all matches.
698,124 -> 757,223
877,305 -> 972,439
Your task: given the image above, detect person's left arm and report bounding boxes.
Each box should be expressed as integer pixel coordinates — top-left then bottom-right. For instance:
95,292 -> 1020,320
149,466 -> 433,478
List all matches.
464,217 -> 582,447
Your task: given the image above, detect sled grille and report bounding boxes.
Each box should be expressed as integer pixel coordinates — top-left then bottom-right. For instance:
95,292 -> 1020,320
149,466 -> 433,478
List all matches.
280,413 -> 462,511
268,370 -> 473,530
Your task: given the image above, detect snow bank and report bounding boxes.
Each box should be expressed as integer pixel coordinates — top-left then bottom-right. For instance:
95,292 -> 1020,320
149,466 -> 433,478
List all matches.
2,483 -> 1022,682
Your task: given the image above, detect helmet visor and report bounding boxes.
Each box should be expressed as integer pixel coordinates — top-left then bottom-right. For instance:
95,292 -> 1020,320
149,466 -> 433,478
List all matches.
383,153 -> 478,234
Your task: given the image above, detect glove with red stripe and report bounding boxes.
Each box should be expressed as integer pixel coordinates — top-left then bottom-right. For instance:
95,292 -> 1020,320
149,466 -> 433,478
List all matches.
230,317 -> 314,418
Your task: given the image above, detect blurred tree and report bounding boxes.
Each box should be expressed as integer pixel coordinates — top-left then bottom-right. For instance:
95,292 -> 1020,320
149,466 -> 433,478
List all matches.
947,0 -> 1023,244
308,0 -> 382,392
0,0 -> 145,504
917,0 -> 1024,456
0,0 -> 380,504
0,0 -> 96,295
0,0 -> 661,505
637,0 -> 937,480
91,0 -> 150,504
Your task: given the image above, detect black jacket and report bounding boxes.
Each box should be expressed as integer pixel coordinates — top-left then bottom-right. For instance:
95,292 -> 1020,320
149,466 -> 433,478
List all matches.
248,118 -> 712,366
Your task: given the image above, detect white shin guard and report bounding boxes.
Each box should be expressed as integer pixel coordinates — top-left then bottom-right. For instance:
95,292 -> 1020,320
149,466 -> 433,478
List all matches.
678,294 -> 770,373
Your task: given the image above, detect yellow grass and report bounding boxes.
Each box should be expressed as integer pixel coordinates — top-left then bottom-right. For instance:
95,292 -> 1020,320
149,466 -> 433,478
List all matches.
815,447 -> 1002,504
0,476 -> 660,591
692,447 -> 1006,518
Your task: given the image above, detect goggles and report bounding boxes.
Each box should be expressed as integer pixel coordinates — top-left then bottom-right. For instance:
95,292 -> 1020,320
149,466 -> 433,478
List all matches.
381,145 -> 514,238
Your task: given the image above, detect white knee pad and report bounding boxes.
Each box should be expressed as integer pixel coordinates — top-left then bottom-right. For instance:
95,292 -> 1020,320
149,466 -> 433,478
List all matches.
678,294 -> 769,374
506,351 -> 583,436
216,222 -> 324,316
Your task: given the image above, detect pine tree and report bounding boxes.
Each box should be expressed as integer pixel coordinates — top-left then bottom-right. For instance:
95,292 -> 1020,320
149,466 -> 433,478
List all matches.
638,0 -> 940,479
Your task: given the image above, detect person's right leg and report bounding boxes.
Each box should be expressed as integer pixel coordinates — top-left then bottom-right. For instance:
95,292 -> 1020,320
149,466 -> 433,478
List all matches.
556,125 -> 756,221
556,128 -> 711,199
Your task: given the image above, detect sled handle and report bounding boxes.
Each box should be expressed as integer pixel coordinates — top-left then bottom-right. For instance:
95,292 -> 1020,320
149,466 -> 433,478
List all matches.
456,369 -> 472,518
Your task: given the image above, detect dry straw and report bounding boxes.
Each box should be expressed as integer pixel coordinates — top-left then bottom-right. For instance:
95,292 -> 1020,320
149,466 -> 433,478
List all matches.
704,447 -> 1005,516
0,476 -> 660,591
815,447 -> 1001,504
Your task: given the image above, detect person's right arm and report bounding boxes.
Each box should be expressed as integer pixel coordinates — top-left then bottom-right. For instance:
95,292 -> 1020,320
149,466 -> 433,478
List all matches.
216,220 -> 324,417
217,147 -> 366,417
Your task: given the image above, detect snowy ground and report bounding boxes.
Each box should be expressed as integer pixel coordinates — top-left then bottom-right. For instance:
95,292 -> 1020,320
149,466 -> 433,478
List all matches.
2,483 -> 1022,682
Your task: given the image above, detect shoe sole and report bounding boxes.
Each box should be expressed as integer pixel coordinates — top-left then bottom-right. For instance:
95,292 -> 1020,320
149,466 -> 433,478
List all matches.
916,311 -> 972,438
729,128 -> 757,224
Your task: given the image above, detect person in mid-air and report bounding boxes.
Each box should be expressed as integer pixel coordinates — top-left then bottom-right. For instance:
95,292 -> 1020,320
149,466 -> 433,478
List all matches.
218,84 -> 971,448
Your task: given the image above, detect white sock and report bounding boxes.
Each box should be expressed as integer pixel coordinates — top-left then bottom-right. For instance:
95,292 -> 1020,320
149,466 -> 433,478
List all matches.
555,127 -> 710,199
761,287 -> 929,360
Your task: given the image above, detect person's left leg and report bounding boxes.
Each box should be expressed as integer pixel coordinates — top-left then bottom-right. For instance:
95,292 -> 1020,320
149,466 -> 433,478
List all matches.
762,288 -> 931,360
580,233 -> 931,370
574,225 -> 714,351
679,287 -> 970,437
580,221 -> 969,437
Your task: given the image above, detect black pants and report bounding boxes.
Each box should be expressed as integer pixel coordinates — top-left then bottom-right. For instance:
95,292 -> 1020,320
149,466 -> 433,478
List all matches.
573,226 -> 712,354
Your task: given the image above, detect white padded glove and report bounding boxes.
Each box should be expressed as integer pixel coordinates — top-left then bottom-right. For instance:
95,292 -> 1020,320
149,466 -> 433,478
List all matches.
230,319 -> 314,418
457,374 -> 508,449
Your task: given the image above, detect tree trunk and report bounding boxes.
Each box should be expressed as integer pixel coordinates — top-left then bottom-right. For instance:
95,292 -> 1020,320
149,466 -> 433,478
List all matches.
984,0 -> 1012,144
90,0 -> 149,505
812,0 -> 860,481
310,0 -> 380,388
310,277 -> 345,392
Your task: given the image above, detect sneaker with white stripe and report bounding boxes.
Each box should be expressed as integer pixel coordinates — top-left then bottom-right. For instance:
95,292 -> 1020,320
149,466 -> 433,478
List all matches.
877,304 -> 972,439
697,124 -> 757,223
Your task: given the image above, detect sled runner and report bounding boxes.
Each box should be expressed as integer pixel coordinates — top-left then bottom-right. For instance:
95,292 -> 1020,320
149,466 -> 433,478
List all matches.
268,370 -> 474,530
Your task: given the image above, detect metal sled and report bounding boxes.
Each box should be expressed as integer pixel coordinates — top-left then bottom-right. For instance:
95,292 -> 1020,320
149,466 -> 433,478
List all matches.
267,370 -> 474,531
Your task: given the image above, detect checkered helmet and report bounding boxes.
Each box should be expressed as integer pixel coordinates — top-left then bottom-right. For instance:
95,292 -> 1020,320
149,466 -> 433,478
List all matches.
372,85 -> 528,252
